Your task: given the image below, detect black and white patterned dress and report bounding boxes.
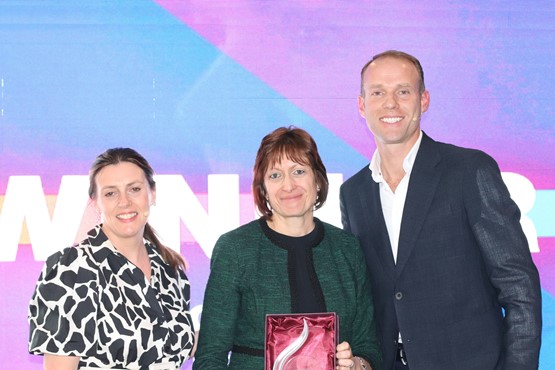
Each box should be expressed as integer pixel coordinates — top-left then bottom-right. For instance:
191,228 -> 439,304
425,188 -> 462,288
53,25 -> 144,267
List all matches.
28,225 -> 195,369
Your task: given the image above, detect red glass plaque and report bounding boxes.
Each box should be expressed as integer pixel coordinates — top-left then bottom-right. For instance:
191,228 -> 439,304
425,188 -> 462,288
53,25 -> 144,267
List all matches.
265,312 -> 338,370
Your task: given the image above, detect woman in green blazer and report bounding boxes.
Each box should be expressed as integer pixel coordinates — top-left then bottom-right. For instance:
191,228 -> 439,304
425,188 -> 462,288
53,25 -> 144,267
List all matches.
193,127 -> 382,370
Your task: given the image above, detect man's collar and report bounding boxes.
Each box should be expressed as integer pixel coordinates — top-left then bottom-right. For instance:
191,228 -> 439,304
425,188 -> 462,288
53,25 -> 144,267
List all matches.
368,130 -> 423,183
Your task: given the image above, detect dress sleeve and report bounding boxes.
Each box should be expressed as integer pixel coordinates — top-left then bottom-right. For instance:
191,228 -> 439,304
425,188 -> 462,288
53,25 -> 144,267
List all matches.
193,233 -> 242,369
28,246 -> 99,357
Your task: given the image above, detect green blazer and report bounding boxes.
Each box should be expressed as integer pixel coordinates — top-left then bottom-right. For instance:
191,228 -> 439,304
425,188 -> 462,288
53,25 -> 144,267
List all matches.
193,219 -> 382,369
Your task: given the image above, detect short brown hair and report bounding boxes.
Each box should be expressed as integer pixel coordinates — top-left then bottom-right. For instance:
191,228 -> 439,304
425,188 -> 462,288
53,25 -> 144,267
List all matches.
360,50 -> 425,95
252,126 -> 329,219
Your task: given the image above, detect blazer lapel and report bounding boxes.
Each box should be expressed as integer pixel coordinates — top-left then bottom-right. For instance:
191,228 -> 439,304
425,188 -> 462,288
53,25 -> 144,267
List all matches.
395,133 -> 442,276
358,169 -> 397,280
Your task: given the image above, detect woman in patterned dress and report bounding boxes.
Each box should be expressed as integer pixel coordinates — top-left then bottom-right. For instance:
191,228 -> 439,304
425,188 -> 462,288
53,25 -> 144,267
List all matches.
28,148 -> 195,370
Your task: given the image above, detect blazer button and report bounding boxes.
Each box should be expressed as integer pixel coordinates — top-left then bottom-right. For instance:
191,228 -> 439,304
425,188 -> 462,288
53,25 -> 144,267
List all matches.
395,292 -> 403,300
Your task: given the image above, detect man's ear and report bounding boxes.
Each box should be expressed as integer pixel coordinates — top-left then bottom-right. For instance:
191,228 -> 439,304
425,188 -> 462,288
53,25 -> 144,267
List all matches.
421,90 -> 430,113
357,95 -> 366,118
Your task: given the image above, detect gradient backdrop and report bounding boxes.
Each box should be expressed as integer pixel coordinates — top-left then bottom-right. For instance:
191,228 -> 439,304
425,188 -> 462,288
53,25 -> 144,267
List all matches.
1,1 -> 554,368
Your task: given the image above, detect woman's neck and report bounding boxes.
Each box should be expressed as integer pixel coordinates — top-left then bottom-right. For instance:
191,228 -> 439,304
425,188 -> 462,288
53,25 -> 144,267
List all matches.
102,227 -> 151,280
267,216 -> 315,237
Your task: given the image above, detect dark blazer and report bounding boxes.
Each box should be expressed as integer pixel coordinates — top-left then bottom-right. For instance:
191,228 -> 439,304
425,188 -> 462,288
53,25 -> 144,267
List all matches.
340,132 -> 541,370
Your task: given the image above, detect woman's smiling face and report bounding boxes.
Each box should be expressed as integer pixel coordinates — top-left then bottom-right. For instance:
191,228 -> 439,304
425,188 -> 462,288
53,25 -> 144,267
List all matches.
264,157 -> 318,227
93,161 -> 155,245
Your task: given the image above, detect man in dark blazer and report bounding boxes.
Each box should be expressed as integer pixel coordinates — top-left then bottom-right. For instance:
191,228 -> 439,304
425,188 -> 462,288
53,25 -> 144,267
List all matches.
340,50 -> 542,370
